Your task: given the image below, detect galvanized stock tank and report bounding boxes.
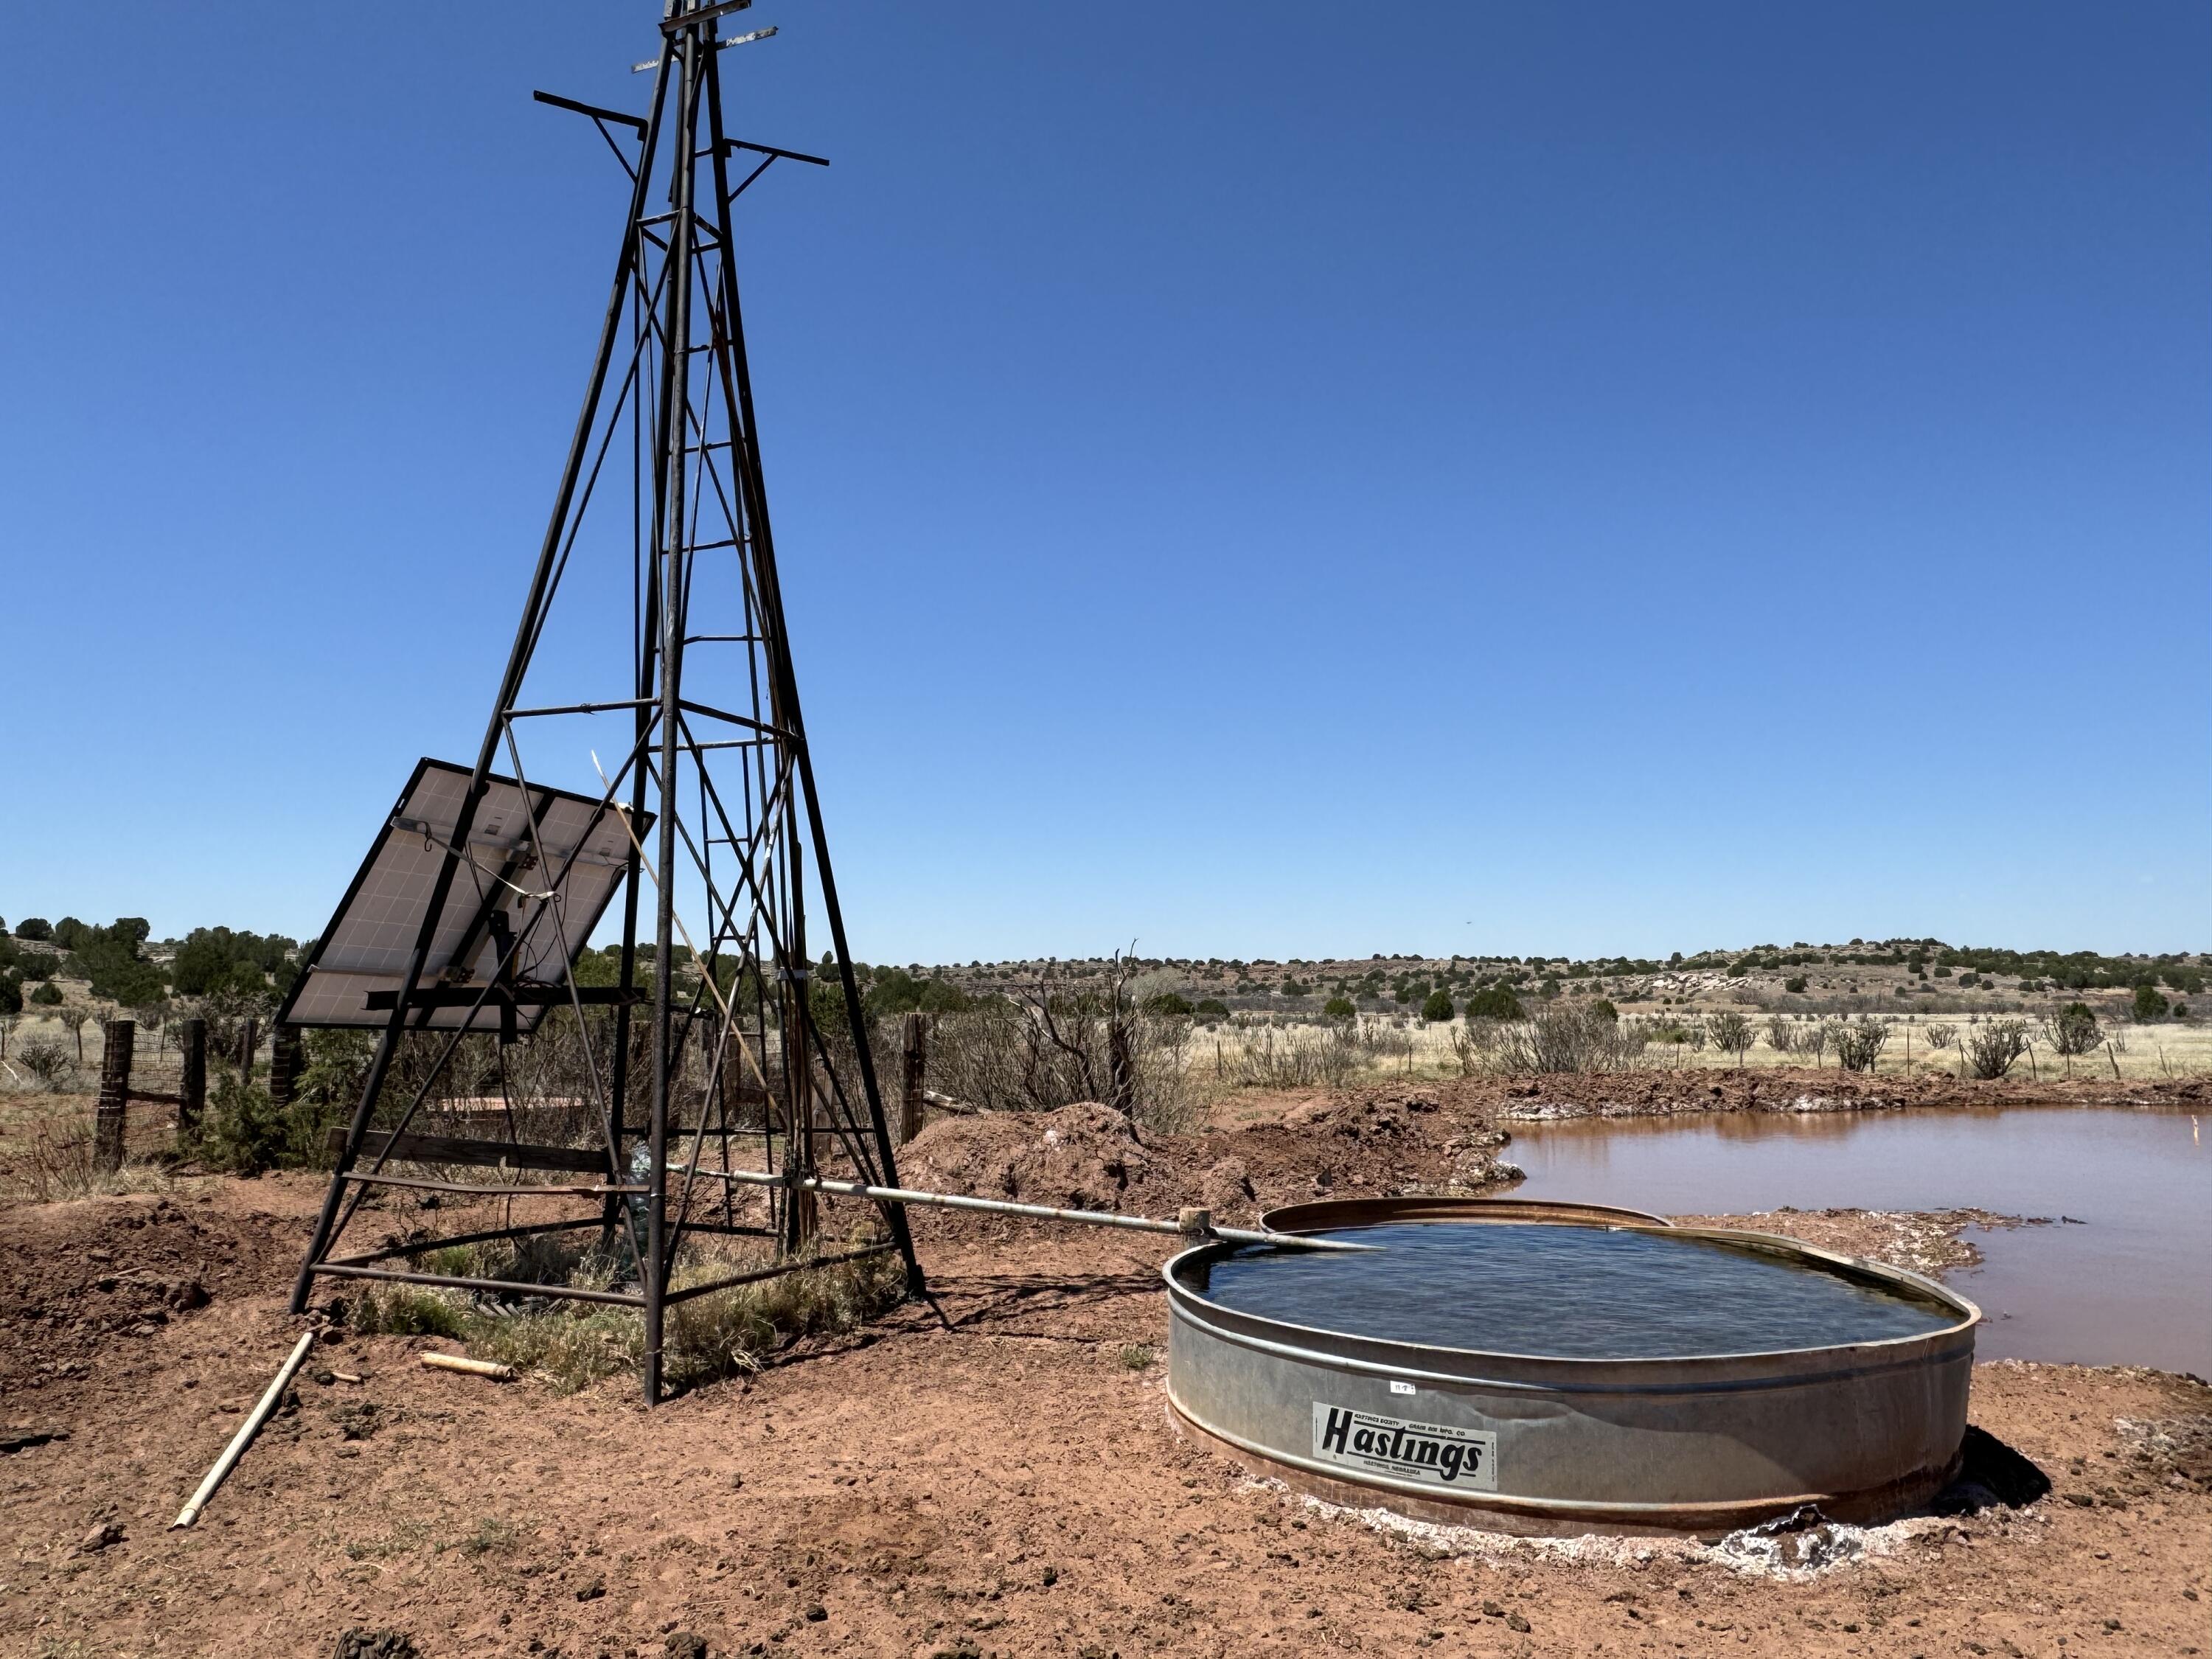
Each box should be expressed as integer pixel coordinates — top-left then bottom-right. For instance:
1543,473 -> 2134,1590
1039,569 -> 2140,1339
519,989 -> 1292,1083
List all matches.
1164,1197 -> 1979,1535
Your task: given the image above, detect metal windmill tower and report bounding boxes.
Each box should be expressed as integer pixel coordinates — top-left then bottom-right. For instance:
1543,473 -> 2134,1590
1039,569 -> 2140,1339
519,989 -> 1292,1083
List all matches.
281,0 -> 921,1404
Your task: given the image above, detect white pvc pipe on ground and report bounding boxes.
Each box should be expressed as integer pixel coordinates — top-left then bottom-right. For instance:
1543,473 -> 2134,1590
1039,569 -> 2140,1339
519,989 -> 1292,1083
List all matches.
171,1329 -> 318,1528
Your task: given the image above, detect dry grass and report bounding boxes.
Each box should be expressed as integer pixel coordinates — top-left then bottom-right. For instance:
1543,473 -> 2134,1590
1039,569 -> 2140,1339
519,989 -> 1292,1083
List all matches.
1181,1008 -> 2212,1088
661,1237 -> 902,1389
346,1226 -> 902,1396
0,1092 -> 198,1205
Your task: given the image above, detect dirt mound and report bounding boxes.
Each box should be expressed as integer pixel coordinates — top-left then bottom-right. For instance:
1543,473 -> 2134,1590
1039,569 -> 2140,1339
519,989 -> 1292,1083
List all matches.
897,1102 -> 1158,1213
1279,1086 -> 1441,1141
893,1085 -> 1514,1233
0,1191 -> 299,1397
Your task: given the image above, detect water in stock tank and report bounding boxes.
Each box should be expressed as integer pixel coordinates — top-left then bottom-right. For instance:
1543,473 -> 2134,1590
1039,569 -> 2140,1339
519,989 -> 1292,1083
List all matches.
1190,1220 -> 1960,1358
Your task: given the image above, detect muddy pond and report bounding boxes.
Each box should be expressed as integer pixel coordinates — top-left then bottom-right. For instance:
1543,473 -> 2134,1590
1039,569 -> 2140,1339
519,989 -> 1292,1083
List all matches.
1508,1105 -> 2209,1377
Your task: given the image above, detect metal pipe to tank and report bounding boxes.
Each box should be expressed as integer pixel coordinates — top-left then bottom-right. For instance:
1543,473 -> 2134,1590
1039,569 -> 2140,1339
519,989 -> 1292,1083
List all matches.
670,1165 -> 1374,1253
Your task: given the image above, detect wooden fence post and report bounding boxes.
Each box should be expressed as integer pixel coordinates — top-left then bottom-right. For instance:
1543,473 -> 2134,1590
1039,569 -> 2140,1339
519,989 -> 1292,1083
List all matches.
269,1025 -> 303,1108
94,1020 -> 135,1175
178,1018 -> 208,1137
238,1017 -> 260,1086
898,1011 -> 928,1144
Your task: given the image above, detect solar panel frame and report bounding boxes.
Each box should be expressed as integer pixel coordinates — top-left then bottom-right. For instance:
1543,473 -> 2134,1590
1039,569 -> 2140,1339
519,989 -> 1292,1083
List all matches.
276,757 -> 653,1032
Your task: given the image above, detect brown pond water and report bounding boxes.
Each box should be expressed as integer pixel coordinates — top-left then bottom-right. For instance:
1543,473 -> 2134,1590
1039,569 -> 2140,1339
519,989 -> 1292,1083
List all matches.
1509,1105 -> 2210,1377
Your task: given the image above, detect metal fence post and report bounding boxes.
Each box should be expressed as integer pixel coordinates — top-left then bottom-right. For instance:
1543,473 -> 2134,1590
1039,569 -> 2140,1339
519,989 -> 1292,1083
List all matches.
94,1020 -> 135,1174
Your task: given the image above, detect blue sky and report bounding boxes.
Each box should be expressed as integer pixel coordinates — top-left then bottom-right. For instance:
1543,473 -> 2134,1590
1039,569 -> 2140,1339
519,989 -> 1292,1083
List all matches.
2,2 -> 2205,962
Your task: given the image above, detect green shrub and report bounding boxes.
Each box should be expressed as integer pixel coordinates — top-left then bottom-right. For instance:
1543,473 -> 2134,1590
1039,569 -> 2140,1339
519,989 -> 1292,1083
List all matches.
15,1033 -> 74,1086
1963,1019 -> 2028,1079
1419,989 -> 1455,1023
1462,984 -> 1524,1022
14,918 -> 51,942
195,1071 -> 288,1174
1704,1011 -> 1754,1064
1193,998 -> 1230,1019
171,939 -> 265,998
1587,998 -> 1617,1022
30,981 -> 63,1006
0,975 -> 18,1017
70,922 -> 165,1006
2043,1003 -> 2100,1057
169,926 -> 298,998
1832,1018 -> 1888,1073
864,966 -> 975,1017
2133,984 -> 2171,1022
1783,975 -> 1808,994
1321,995 -> 1357,1020
194,1060 -> 347,1175
1141,992 -> 1193,1018
1479,1006 -> 1646,1074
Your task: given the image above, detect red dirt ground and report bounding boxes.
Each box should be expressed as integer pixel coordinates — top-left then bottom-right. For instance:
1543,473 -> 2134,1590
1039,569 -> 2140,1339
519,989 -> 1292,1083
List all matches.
1,1088 -> 2207,1658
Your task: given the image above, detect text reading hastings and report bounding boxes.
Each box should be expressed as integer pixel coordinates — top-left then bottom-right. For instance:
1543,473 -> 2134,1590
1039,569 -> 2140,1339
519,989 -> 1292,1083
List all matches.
1312,1403 -> 1499,1492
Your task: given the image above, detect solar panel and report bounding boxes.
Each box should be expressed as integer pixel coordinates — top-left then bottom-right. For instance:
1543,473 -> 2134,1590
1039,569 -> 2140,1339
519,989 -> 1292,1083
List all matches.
276,758 -> 652,1032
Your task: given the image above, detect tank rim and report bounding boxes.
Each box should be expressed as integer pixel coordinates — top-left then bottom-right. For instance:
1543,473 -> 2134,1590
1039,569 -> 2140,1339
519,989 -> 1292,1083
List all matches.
1166,1195 -> 1981,1368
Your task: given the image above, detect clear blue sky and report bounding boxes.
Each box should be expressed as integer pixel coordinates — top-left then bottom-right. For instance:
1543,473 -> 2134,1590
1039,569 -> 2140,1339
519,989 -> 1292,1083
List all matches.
2,2 -> 2205,963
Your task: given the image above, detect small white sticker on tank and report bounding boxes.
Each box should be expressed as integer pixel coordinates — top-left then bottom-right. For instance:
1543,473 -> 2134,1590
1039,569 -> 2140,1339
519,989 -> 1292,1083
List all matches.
1389,1380 -> 1416,1395
1312,1402 -> 1498,1492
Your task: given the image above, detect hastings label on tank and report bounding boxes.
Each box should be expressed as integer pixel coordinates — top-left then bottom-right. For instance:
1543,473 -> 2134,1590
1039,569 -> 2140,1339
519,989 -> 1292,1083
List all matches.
1312,1402 -> 1498,1492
